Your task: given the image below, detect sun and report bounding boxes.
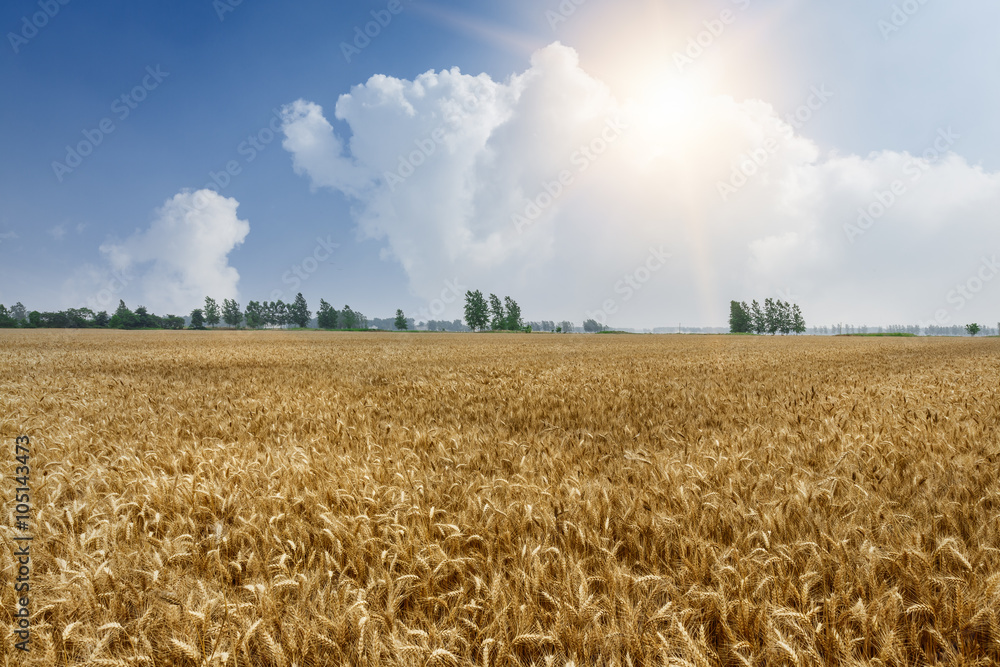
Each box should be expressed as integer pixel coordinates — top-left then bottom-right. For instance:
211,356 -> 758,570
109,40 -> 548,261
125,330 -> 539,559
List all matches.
643,77 -> 705,127
620,69 -> 716,166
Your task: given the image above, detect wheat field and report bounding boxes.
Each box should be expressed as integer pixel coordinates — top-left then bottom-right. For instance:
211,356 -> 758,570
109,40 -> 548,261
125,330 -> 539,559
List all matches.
1,330 -> 999,666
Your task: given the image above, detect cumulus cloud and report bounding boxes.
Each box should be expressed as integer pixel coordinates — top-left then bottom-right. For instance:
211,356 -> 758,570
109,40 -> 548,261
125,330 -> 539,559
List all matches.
98,189 -> 250,315
281,42 -> 1000,327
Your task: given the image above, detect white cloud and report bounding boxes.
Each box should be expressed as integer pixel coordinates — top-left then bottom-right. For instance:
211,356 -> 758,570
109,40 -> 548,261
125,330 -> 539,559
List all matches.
48,224 -> 67,240
281,42 -> 1000,327
98,189 -> 250,315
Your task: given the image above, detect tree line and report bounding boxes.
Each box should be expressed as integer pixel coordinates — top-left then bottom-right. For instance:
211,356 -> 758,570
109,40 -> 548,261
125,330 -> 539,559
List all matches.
463,291 -> 524,331
0,294 -> 367,331
3,293 -> 994,336
729,299 -> 806,335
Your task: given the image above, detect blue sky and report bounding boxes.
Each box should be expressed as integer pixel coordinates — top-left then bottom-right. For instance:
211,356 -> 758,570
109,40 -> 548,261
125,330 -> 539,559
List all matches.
2,0 -> 999,328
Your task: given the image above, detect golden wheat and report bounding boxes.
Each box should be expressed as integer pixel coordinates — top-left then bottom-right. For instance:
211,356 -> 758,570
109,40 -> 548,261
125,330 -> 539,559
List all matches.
1,330 -> 999,666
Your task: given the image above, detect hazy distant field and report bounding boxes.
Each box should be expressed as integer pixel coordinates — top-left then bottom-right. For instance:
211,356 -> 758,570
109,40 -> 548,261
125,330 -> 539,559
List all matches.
2,331 -> 999,666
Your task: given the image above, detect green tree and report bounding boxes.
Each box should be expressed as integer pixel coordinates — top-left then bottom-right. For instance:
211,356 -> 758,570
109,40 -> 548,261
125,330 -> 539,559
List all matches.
792,304 -> 806,334
750,300 -> 765,335
0,304 -> 16,328
317,299 -> 338,329
189,308 -> 205,329
109,300 -> 136,329
222,298 -> 243,328
274,301 -> 289,328
488,294 -> 505,330
764,298 -> 779,335
503,297 -> 522,331
966,323 -> 981,337
291,293 -> 311,328
340,305 -> 359,330
583,319 -> 605,333
204,297 -> 221,328
729,301 -> 752,333
777,301 -> 792,335
134,306 -> 156,329
11,302 -> 26,322
94,311 -> 110,328
394,309 -> 408,330
463,290 -> 489,331
245,301 -> 265,329
163,315 -> 185,330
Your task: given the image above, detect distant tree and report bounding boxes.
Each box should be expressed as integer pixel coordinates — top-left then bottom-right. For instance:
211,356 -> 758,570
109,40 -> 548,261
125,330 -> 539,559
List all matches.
583,319 -> 605,333
764,298 -> 779,335
109,300 -> 136,329
503,297 -> 522,331
792,304 -> 806,334
317,299 -> 338,329
163,315 -> 185,330
488,294 -> 505,330
559,320 -> 575,333
394,309 -> 408,330
134,306 -> 153,329
27,311 -> 41,328
729,301 -> 752,334
11,302 -> 26,322
0,305 -> 16,328
555,325 -> 562,333
189,308 -> 205,329
463,290 -> 489,331
274,300 -> 289,328
222,298 -> 243,328
340,305 -> 359,330
291,293 -> 311,328
245,301 -> 265,329
94,310 -> 110,328
777,301 -> 792,335
204,297 -> 221,328
750,300 -> 765,335
967,323 -> 981,337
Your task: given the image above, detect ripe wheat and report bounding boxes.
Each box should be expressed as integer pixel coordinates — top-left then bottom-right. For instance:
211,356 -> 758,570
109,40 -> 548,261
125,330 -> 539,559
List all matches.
1,330 -> 999,666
